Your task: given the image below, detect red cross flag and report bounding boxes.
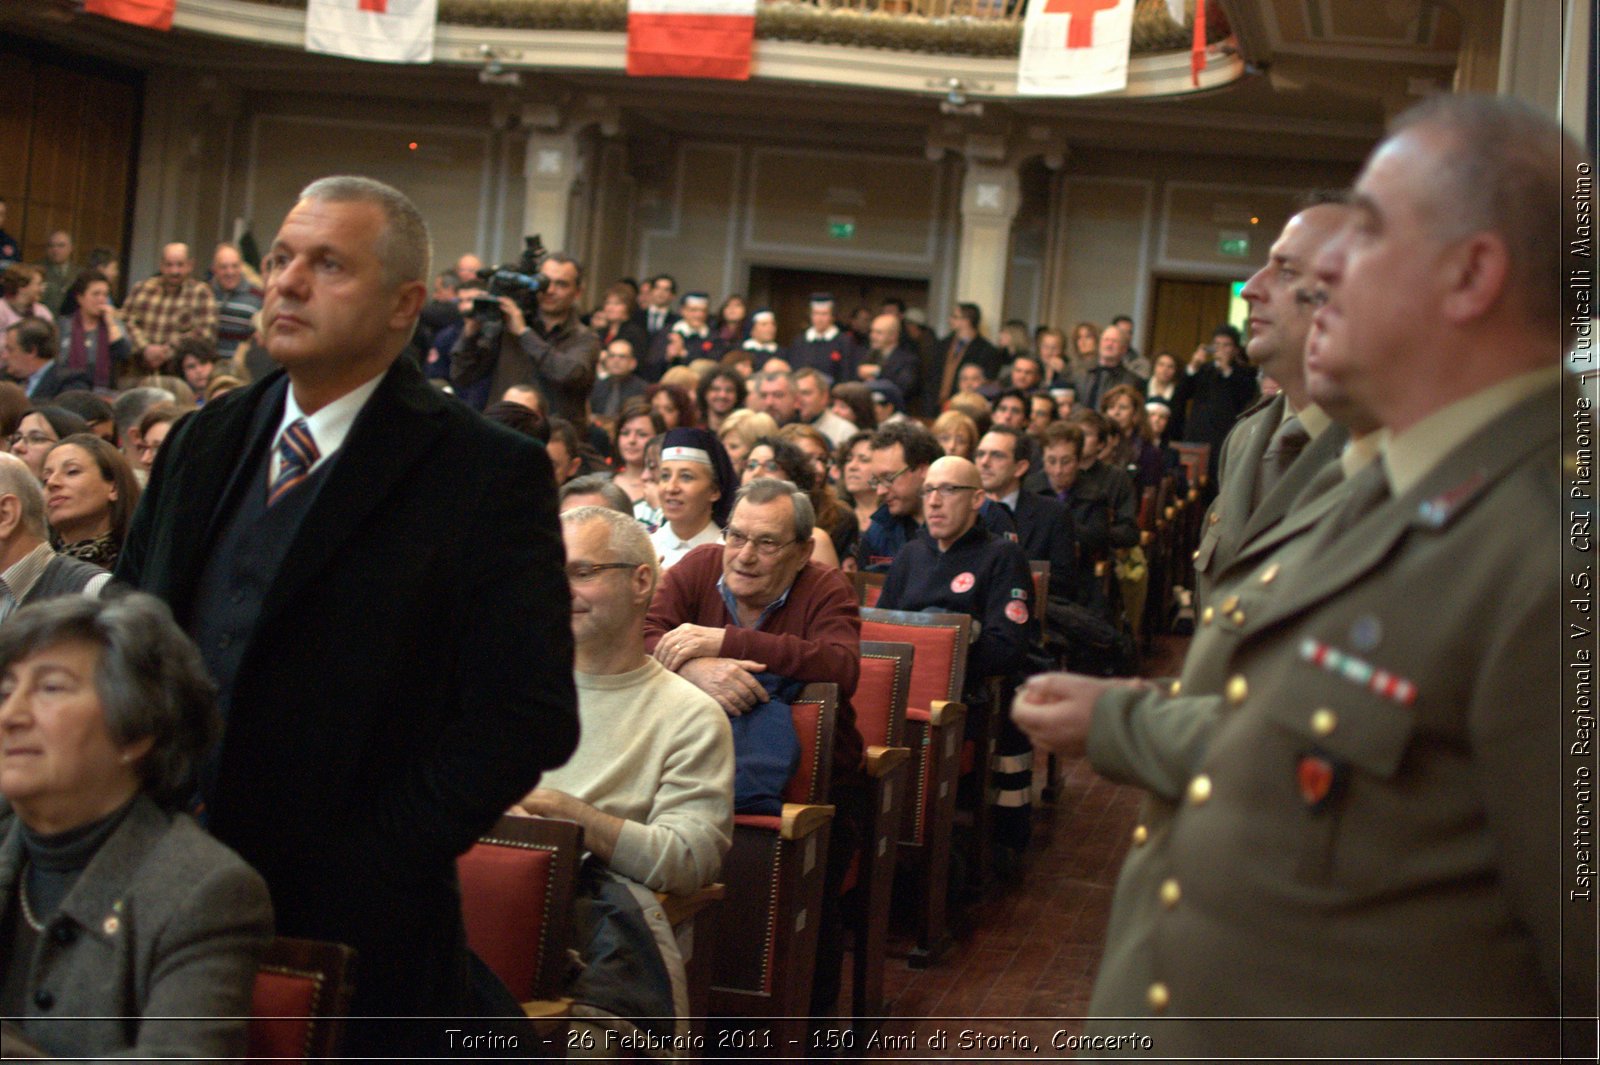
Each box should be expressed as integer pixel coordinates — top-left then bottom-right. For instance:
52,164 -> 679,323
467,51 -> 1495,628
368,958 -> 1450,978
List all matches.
1017,0 -> 1138,97
84,0 -> 176,31
306,0 -> 439,64
627,0 -> 758,81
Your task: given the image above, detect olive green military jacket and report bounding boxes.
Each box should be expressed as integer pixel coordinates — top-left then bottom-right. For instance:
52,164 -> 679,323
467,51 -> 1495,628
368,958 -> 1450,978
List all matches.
1084,381 -> 1565,1059
1082,446 -> 1366,1036
1193,392 -> 1347,609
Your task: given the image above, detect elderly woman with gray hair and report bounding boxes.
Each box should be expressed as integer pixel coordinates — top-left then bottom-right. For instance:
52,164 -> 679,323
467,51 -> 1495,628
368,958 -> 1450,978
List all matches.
0,594 -> 273,1060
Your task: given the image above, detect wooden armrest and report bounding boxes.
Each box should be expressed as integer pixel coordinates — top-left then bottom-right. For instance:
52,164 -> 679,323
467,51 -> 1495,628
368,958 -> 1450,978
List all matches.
522,997 -> 574,1019
657,883 -> 725,926
865,745 -> 911,778
780,802 -> 835,840
926,699 -> 966,729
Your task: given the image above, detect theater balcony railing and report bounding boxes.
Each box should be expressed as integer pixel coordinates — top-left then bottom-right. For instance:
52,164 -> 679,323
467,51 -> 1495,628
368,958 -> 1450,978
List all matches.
170,0 -> 1244,99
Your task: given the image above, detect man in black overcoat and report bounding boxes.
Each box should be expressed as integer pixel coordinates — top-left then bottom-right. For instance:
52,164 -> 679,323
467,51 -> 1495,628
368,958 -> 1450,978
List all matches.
117,176 -> 579,1055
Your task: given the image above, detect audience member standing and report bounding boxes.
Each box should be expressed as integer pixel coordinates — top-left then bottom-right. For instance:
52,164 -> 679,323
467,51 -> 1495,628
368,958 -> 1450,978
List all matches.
122,243 -> 217,378
116,176 -> 579,1055
37,231 -> 78,316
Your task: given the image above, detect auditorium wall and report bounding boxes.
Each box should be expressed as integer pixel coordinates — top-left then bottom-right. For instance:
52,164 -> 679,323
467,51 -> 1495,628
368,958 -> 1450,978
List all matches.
122,76 -> 1357,346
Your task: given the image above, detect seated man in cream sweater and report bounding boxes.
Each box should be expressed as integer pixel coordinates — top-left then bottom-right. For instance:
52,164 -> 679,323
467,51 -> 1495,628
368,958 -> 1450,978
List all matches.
513,505 -> 733,1053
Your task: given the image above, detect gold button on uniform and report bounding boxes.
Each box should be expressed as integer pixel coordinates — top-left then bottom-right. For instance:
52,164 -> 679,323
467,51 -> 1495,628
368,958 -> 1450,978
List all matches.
1147,983 -> 1170,1011
1220,594 -> 1240,613
1202,607 -> 1215,625
1192,549 -> 1201,561
1259,562 -> 1280,584
1311,708 -> 1338,737
1208,512 -> 1220,526
1187,775 -> 1212,805
1132,825 -> 1149,846
1226,675 -> 1249,705
1230,609 -> 1246,625
1159,879 -> 1181,908
1168,680 -> 1182,697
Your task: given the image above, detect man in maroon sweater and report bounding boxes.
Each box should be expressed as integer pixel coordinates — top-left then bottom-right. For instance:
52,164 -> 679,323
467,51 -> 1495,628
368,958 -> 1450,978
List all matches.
644,477 -> 864,1025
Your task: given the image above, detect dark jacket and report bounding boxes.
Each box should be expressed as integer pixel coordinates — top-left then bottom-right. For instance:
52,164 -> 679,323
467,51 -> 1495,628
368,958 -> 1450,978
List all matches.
115,359 -> 579,1048
24,361 -> 93,401
450,312 -> 600,421
979,490 -> 1078,602
877,523 -> 1035,689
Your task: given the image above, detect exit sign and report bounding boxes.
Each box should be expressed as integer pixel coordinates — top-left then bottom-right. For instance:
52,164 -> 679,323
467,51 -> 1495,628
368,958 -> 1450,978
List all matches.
1218,231 -> 1250,258
828,217 -> 856,241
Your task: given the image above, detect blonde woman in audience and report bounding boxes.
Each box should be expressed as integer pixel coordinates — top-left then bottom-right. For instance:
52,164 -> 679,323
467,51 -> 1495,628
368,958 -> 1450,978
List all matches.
715,408 -> 778,471
931,409 -> 979,459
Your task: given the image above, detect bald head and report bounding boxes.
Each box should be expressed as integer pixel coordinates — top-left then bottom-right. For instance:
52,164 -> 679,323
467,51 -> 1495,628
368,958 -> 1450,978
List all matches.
159,243 -> 192,287
923,456 -> 982,549
927,455 -> 980,487
869,313 -> 901,355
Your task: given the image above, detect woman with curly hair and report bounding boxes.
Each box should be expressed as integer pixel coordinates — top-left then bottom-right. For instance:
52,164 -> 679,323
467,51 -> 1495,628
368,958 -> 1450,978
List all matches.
645,381 -> 698,430
740,436 -> 842,568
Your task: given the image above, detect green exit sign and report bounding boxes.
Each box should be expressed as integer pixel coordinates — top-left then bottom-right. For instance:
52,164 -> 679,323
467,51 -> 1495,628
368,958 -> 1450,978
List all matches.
1218,232 -> 1250,258
828,219 -> 856,241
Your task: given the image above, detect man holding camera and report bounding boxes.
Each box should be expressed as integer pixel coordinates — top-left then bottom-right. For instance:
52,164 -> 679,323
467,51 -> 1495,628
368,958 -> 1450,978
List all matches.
450,252 -> 600,422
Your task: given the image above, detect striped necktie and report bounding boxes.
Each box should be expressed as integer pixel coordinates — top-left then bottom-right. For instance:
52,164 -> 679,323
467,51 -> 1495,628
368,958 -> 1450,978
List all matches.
268,418 -> 319,505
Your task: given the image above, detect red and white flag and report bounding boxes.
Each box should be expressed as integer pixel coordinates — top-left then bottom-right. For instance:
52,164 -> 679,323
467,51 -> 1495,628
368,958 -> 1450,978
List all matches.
627,0 -> 757,81
84,0 -> 176,31
1017,0 -> 1137,97
306,0 -> 438,64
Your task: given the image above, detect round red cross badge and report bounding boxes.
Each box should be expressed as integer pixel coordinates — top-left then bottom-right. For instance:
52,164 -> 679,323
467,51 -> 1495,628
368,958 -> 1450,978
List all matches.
1005,600 -> 1029,625
950,572 -> 975,593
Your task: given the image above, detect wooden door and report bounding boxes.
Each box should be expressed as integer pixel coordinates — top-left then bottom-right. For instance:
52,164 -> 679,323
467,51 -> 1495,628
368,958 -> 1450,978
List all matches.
1,39 -> 141,281
1148,278 -> 1233,362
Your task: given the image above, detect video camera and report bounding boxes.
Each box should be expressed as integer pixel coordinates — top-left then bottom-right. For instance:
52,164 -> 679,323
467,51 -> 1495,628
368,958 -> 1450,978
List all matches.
468,234 -> 549,327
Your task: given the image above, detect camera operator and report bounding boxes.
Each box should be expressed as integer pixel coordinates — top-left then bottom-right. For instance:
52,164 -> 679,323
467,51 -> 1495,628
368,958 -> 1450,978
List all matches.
450,251 -> 600,422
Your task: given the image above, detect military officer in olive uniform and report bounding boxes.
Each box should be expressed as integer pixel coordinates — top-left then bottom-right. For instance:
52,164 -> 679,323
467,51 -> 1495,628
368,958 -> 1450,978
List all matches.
1191,194 -> 1358,610
1015,95 -> 1581,1058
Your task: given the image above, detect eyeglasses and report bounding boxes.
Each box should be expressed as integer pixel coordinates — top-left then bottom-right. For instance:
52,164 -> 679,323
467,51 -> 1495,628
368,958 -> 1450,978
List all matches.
565,562 -> 637,583
867,466 -> 911,490
745,458 -> 782,473
8,432 -> 55,448
724,528 -> 798,557
918,484 -> 978,500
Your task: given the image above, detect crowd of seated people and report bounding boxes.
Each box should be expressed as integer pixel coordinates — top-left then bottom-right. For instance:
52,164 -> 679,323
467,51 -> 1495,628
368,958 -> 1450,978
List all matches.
0,229 -> 1223,1055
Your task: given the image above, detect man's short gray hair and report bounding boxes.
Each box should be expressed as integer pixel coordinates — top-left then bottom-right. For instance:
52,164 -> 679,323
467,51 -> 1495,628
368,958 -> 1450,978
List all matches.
759,370 -> 796,394
559,474 -> 633,516
0,452 -> 46,538
1386,94 -> 1580,348
732,477 -> 815,543
561,505 -> 659,592
112,387 -> 177,436
298,175 -> 432,287
0,593 -> 219,809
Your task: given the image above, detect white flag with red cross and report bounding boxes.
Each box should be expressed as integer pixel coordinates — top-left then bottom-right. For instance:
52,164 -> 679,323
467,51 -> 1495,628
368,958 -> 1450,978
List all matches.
1017,0 -> 1138,97
306,0 -> 438,64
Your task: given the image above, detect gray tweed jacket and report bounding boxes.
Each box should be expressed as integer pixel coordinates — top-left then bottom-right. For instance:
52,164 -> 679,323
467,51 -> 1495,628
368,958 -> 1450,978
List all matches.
0,794 -> 273,1060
